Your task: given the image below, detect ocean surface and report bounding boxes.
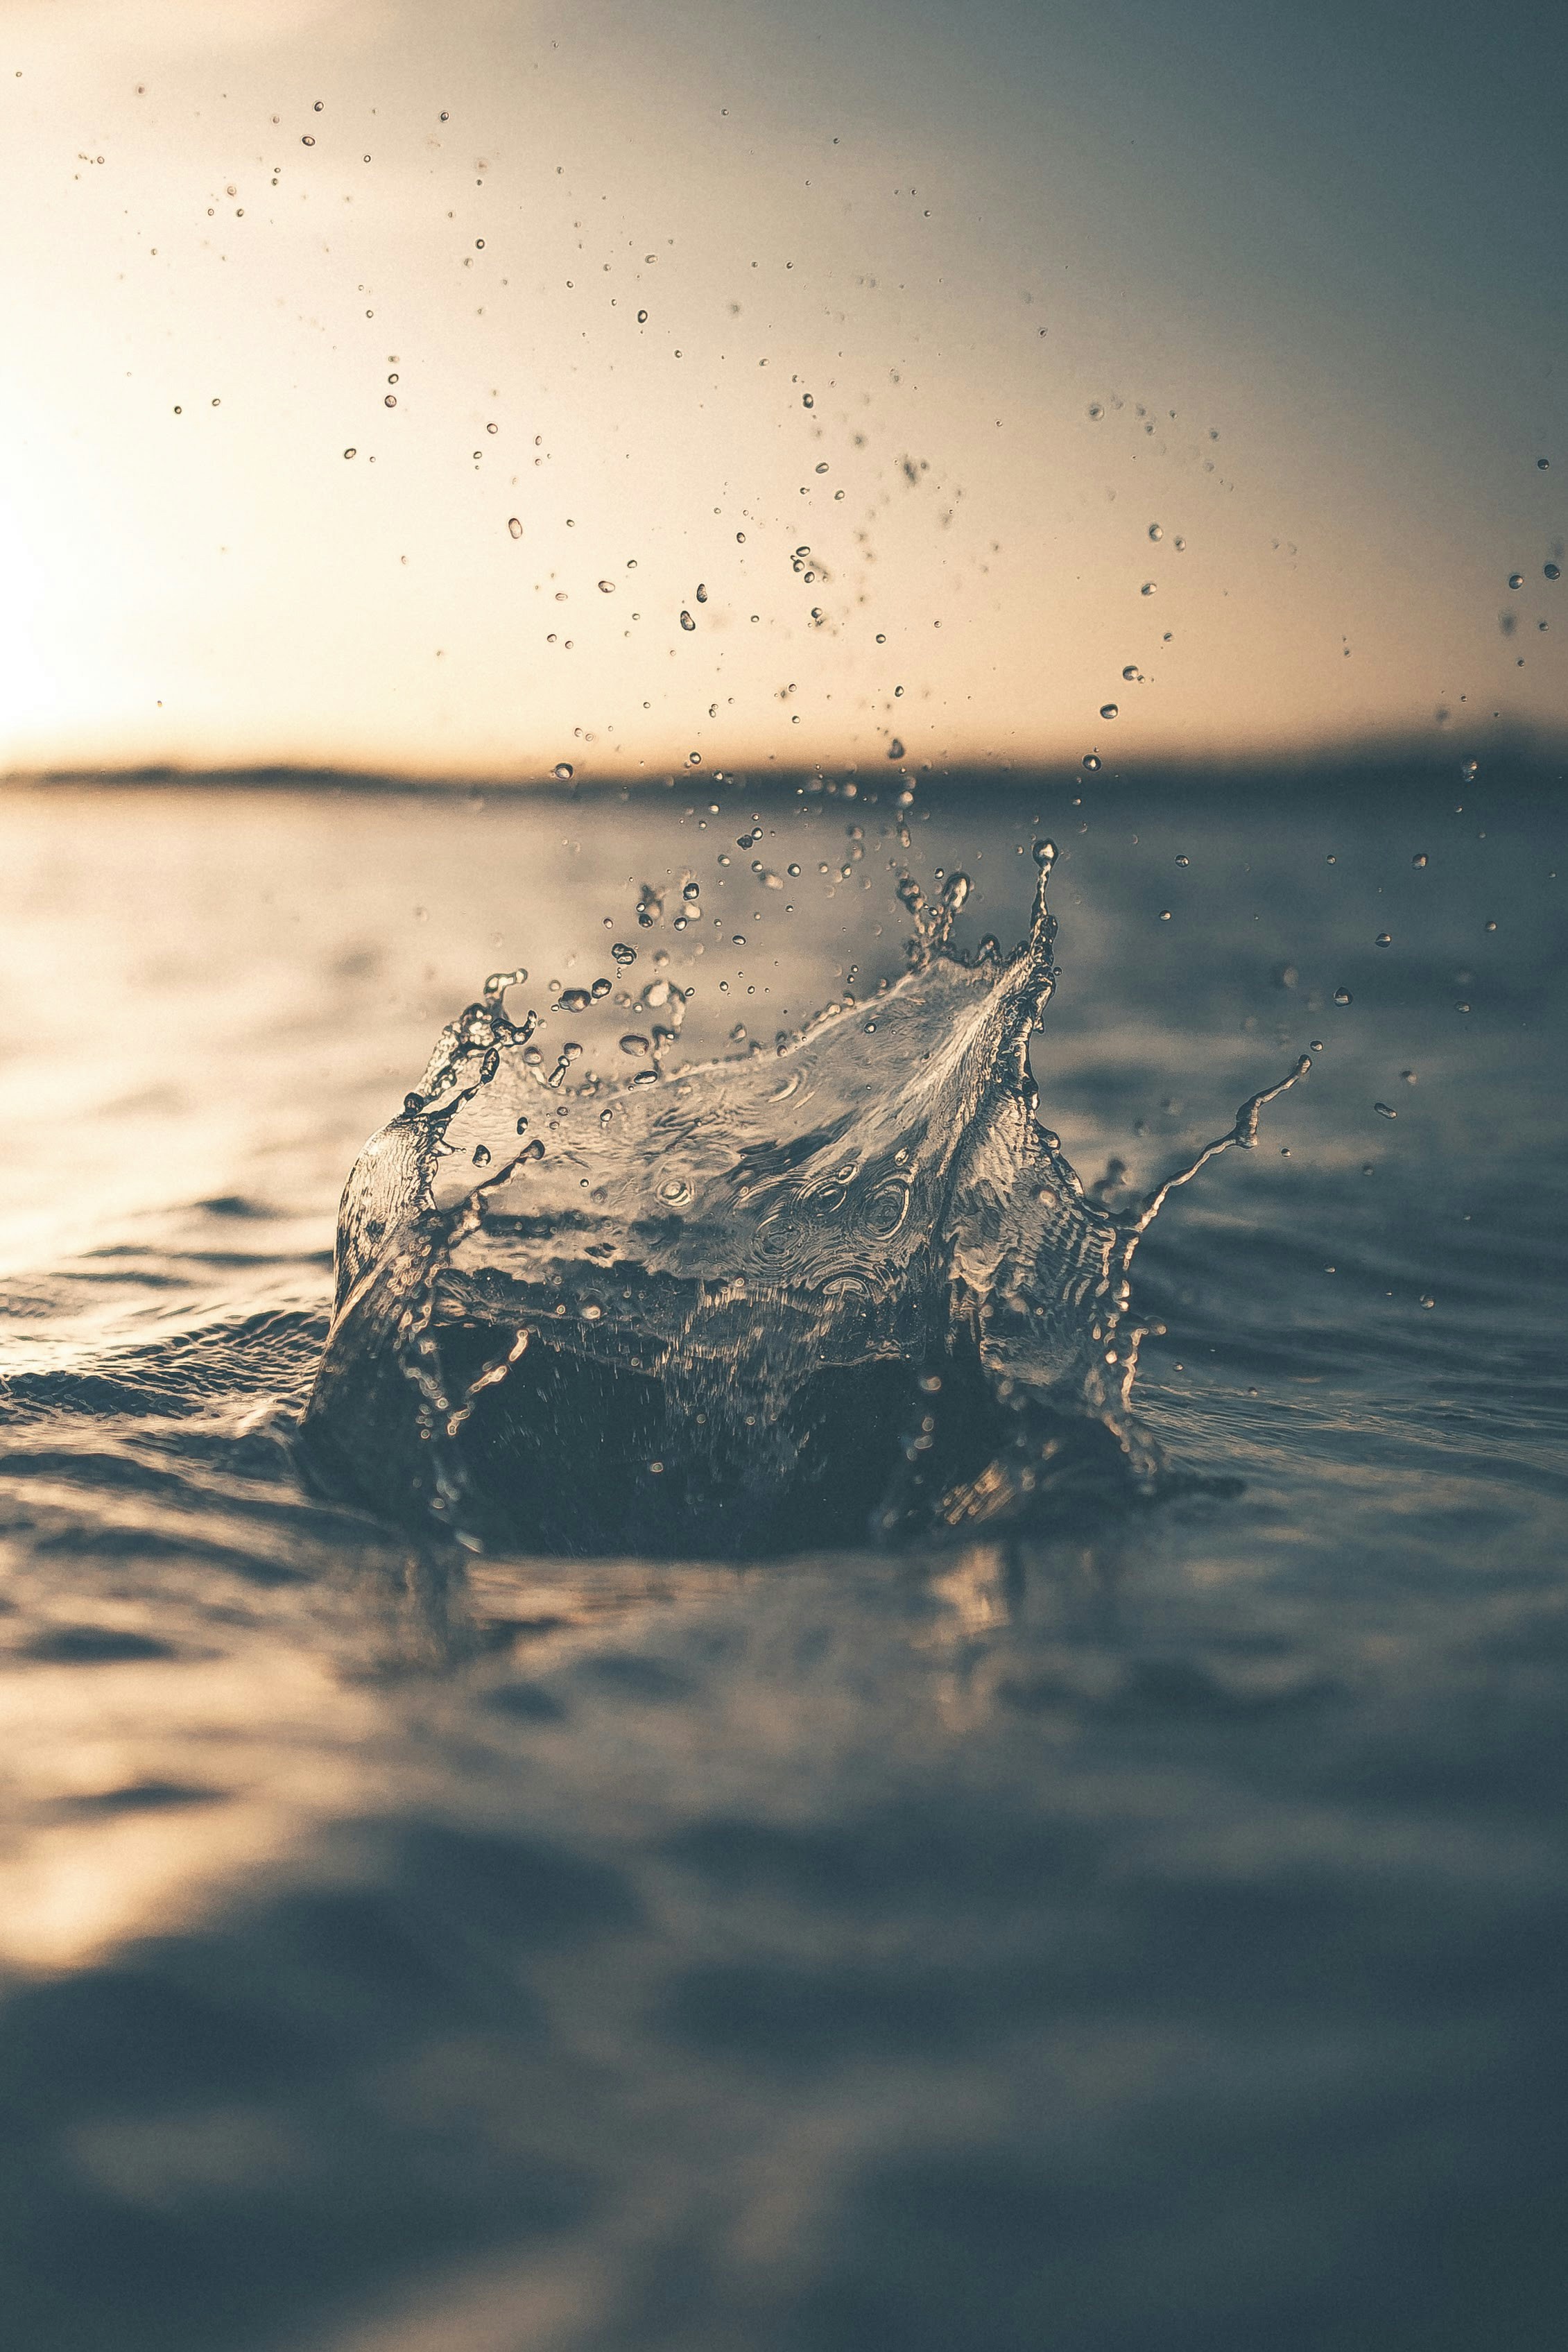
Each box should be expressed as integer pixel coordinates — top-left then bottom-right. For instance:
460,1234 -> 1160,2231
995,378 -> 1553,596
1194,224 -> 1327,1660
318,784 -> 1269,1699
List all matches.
0,766 -> 1563,2350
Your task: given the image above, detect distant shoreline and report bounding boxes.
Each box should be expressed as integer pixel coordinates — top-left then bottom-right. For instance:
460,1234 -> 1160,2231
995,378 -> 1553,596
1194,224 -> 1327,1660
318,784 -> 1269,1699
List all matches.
4,744 -> 1564,801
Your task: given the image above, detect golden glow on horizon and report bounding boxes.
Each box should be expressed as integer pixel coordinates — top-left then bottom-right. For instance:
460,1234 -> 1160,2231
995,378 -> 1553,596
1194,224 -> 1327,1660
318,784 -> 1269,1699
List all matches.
1,0 -> 1560,777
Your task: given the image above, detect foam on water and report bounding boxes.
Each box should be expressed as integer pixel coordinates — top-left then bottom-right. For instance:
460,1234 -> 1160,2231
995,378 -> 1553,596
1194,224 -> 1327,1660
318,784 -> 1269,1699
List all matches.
302,846 -> 1309,1555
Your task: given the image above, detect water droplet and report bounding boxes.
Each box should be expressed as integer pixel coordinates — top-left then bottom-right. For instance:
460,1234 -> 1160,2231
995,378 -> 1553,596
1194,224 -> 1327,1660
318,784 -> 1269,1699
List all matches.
1148,523 -> 1163,541
886,738 -> 906,759
384,393 -> 396,407
1140,582 -> 1157,596
1483,918 -> 1497,933
619,1033 -> 651,1056
1081,753 -> 1101,771
1158,909 -> 1171,921
1461,757 -> 1479,782
1547,563 -> 1562,581
680,610 -> 696,630
1121,664 -> 1140,681
343,447 -> 356,458
553,761 -> 573,780
472,1143 -> 491,1165
1375,932 -> 1392,947
313,99 -> 324,111
1032,838 -> 1058,873
508,517 -> 523,538
558,988 -> 592,1013
611,941 -> 637,965
1175,854 -> 1189,866
1375,1101 -> 1396,1119
302,135 -> 316,146
1413,852 -> 1427,867
1537,458 -> 1551,470
597,578 -> 615,594
1087,402 -> 1103,420
1508,573 -> 1524,590
802,393 -> 814,408
1099,703 -> 1119,720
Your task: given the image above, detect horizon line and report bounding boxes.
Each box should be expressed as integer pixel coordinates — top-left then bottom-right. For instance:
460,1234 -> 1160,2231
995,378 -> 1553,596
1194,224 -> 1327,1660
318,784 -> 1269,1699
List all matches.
4,726 -> 1565,797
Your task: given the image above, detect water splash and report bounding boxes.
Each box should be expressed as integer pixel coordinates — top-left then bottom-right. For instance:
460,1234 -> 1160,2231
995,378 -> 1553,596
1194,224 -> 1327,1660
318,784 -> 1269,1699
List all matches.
301,846 -> 1308,1556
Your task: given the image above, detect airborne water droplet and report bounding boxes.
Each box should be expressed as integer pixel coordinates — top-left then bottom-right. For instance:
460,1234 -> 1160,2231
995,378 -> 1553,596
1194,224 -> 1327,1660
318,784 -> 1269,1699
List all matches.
1413,852 -> 1428,867
508,517 -> 523,538
680,610 -> 696,631
1508,574 -> 1524,590
553,761 -> 574,780
1334,987 -> 1352,1006
1082,753 -> 1101,771
1375,932 -> 1392,947
1375,1102 -> 1397,1119
598,578 -> 615,593
1140,582 -> 1157,596
1148,523 -> 1163,540
1099,703 -> 1119,720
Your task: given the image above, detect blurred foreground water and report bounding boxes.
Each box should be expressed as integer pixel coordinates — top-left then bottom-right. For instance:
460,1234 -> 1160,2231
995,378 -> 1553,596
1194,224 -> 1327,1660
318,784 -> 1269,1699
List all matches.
0,767 -> 1564,2349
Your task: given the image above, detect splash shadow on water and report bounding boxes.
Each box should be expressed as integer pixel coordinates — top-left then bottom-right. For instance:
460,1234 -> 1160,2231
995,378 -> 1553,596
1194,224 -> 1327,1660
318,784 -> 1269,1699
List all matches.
301,847 -> 1308,1559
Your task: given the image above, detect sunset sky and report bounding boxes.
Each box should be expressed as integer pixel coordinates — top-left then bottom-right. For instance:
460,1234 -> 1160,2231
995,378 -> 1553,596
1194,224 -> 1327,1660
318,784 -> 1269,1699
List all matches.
1,0 -> 1563,778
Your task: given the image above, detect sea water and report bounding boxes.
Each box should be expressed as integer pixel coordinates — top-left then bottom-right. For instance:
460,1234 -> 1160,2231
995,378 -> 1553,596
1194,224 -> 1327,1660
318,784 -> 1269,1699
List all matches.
0,768 -> 1562,2349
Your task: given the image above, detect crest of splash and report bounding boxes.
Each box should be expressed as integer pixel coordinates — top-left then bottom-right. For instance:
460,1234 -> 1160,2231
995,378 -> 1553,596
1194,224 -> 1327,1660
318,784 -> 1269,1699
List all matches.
300,847 -> 1307,1556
